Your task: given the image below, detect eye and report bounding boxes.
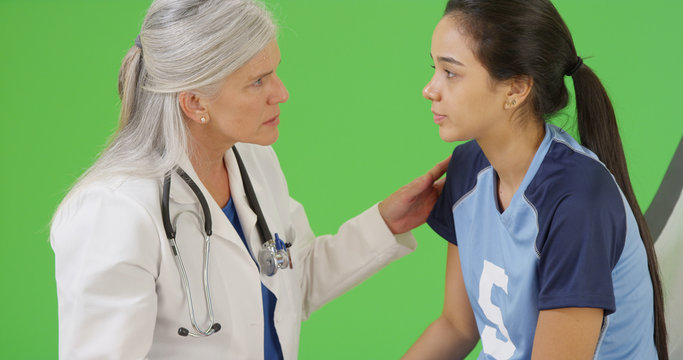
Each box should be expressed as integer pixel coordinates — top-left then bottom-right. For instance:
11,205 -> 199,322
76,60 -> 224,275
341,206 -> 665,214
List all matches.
430,65 -> 456,79
253,78 -> 263,86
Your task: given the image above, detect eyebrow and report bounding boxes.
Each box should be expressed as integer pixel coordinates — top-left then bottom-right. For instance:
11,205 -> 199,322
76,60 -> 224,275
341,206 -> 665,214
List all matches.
249,70 -> 274,81
249,59 -> 282,81
431,54 -> 464,66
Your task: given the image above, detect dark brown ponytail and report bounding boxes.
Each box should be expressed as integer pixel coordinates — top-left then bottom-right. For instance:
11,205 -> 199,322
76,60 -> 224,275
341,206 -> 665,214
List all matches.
443,0 -> 668,357
572,64 -> 668,360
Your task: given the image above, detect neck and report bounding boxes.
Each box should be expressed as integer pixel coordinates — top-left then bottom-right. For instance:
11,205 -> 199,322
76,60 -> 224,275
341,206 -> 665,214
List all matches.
477,118 -> 545,208
187,123 -> 233,207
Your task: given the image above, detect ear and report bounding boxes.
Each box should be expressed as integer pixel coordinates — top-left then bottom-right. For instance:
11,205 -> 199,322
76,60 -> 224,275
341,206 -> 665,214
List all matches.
179,91 -> 210,124
503,75 -> 533,110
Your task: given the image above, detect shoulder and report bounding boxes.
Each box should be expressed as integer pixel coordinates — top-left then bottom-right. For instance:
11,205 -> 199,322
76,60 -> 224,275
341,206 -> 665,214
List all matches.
526,135 -> 624,214
56,175 -> 161,220
427,141 -> 490,243
445,140 -> 491,203
51,175 -> 163,275
527,131 -> 627,264
52,175 -> 163,242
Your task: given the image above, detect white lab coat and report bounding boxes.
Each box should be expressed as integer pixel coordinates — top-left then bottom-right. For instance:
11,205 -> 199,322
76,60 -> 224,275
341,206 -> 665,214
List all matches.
51,143 -> 417,359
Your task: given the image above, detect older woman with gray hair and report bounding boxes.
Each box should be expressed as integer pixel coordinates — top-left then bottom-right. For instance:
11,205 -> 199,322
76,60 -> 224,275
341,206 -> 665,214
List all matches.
50,0 -> 447,359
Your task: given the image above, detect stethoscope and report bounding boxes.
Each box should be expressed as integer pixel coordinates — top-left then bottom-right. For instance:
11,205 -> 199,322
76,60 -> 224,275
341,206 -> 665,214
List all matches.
161,147 -> 292,337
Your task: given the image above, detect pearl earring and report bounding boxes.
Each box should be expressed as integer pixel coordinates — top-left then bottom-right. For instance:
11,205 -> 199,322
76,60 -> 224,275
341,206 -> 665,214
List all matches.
200,116 -> 207,124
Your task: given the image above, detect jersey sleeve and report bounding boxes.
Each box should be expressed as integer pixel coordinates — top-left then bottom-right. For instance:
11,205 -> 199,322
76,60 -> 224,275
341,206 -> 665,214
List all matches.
427,141 -> 489,246
427,151 -> 459,245
535,180 -> 627,315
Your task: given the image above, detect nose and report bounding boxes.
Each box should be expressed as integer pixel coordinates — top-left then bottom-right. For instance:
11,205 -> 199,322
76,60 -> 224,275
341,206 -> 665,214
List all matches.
423,80 -> 440,102
269,75 -> 289,105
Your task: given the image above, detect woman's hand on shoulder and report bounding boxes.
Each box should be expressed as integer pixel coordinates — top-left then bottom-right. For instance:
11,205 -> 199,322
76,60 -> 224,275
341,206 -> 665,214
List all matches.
378,156 -> 450,234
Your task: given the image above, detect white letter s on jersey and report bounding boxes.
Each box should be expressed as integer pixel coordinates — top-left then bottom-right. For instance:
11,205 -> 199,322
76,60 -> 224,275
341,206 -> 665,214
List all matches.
478,260 -> 517,360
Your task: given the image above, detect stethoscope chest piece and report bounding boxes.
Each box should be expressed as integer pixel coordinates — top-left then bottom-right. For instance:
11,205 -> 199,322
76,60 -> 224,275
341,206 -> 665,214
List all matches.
258,233 -> 292,276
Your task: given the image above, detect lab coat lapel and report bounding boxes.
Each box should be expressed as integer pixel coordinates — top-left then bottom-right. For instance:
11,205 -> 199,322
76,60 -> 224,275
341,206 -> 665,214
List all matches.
167,155 -> 245,249
225,145 -> 294,351
227,146 -> 290,297
224,147 -> 260,257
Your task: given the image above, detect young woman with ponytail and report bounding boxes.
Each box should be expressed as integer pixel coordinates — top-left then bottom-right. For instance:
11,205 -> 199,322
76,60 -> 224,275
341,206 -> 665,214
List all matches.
404,0 -> 667,359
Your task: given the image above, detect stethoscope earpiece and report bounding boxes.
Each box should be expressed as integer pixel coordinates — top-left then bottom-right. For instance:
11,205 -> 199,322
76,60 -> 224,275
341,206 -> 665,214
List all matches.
178,323 -> 221,337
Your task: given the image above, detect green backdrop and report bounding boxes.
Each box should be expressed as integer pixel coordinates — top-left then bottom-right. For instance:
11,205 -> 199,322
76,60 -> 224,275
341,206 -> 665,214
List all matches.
1,0 -> 681,359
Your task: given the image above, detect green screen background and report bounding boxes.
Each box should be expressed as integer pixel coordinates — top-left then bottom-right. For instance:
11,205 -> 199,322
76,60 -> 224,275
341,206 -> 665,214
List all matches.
1,0 -> 681,358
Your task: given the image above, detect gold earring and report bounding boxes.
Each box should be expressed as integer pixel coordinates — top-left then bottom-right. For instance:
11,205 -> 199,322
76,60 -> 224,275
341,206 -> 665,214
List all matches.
511,99 -> 517,106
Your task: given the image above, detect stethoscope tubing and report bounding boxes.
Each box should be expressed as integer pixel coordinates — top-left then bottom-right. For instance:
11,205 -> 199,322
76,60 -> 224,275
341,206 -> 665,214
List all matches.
163,169 -> 220,337
162,146 -> 290,338
169,234 -> 218,336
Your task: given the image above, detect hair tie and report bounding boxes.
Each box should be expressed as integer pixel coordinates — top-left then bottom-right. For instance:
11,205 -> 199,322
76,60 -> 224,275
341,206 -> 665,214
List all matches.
565,56 -> 583,77
134,35 -> 142,50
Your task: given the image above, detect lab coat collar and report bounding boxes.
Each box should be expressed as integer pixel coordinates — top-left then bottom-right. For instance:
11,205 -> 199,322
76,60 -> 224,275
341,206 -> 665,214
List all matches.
167,146 -> 259,251
224,146 -> 260,250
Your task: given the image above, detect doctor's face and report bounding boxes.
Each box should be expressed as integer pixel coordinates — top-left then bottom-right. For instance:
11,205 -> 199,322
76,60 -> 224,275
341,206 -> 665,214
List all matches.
202,40 -> 289,147
423,16 -> 509,142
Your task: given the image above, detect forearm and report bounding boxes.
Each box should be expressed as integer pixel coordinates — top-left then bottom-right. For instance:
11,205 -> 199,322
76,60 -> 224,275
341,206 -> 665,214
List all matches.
403,315 -> 479,360
295,203 -> 417,317
405,244 -> 479,359
531,308 -> 603,360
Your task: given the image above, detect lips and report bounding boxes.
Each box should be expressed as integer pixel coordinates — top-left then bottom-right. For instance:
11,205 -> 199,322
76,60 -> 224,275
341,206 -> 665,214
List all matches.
264,113 -> 280,125
432,110 -> 446,124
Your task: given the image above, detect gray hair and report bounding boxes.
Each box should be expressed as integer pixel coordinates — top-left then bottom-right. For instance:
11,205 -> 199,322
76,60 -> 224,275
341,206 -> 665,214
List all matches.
76,0 -> 276,188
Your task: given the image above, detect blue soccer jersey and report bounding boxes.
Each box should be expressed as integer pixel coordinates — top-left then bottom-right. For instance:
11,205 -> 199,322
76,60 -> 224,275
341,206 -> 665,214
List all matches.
427,124 -> 657,359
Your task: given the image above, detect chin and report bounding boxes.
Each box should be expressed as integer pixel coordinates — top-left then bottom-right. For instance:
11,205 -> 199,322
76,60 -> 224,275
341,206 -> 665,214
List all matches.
254,130 -> 279,146
439,127 -> 465,142
438,127 -> 469,143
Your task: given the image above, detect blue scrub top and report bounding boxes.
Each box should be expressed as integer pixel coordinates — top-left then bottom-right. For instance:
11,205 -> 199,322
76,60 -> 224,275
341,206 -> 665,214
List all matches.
222,198 -> 284,360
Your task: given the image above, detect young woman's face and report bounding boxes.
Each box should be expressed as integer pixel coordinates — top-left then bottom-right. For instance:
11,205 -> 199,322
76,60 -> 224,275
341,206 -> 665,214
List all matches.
203,40 -> 289,147
424,16 -> 509,142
